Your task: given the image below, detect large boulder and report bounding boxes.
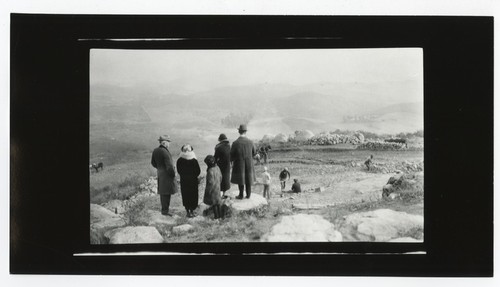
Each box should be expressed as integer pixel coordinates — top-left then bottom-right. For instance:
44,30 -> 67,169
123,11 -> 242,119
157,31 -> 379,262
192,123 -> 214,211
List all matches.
90,204 -> 127,244
226,189 -> 268,212
337,209 -> 423,242
261,214 -> 342,242
104,226 -> 164,244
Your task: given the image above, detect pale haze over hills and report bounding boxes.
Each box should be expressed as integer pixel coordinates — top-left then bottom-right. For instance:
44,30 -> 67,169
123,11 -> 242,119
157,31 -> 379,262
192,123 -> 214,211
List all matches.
90,48 -> 423,159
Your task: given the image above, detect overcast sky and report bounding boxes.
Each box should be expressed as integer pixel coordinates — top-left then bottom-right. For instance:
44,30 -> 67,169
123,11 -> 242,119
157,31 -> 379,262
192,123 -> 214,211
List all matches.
90,48 -> 423,94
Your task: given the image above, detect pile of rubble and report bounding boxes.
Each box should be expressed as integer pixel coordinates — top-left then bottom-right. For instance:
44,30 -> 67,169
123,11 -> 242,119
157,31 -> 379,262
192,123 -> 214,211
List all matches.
307,132 -> 364,146
139,176 -> 158,193
121,176 -> 158,210
357,140 -> 406,150
382,171 -> 424,199
366,160 -> 423,174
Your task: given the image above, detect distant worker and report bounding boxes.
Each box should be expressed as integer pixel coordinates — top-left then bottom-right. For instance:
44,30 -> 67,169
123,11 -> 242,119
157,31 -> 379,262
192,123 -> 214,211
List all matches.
151,135 -> 178,216
291,178 -> 302,193
365,155 -> 374,171
261,166 -> 271,200
259,144 -> 271,164
214,133 -> 231,198
279,167 -> 291,191
230,124 -> 256,199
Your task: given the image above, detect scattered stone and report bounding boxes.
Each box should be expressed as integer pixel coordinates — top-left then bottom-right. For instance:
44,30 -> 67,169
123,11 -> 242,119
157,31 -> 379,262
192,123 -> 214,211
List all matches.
139,177 -> 158,193
388,237 -> 423,243
357,141 -> 406,151
172,224 -> 194,235
292,203 -> 334,210
261,214 -> 343,242
101,199 -> 126,214
105,226 -> 164,244
314,187 -> 325,193
337,209 -> 423,242
143,210 -> 180,226
307,132 -> 364,146
197,203 -> 211,214
388,193 -> 400,200
187,216 -> 206,223
91,204 -> 126,225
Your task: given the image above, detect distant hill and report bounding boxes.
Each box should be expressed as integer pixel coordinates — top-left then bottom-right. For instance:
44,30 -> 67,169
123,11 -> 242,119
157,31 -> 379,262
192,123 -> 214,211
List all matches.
90,80 -> 423,154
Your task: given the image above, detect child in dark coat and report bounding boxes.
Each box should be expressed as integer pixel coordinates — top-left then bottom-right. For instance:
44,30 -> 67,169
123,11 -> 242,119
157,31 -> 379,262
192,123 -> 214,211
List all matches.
203,155 -> 223,219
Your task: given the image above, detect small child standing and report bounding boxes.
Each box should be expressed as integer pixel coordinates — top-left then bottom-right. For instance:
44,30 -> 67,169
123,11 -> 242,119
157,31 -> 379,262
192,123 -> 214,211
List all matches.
365,155 -> 374,171
261,166 -> 271,200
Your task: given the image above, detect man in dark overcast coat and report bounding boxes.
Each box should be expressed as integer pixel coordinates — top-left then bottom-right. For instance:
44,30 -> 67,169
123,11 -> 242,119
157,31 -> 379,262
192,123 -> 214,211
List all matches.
151,135 -> 177,216
230,124 -> 256,199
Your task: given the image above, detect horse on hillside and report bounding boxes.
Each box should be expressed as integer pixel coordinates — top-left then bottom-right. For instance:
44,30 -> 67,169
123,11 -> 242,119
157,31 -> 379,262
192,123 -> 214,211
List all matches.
90,162 -> 104,172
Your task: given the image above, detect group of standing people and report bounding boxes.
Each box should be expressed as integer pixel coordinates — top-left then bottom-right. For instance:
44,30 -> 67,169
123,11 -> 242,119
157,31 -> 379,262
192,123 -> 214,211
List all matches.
151,124 -> 257,219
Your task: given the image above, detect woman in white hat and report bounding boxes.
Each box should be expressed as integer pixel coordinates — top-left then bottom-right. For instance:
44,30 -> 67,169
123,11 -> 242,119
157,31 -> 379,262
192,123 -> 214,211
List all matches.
176,144 -> 201,218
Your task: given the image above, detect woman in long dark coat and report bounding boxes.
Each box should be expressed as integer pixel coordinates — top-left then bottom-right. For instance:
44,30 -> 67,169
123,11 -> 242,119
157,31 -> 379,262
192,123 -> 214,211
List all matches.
214,133 -> 231,197
176,144 -> 201,218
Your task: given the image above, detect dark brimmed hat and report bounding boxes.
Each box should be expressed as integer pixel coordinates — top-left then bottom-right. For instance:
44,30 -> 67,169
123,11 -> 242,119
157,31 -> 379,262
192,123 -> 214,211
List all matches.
218,133 -> 228,141
158,135 -> 171,142
237,124 -> 247,132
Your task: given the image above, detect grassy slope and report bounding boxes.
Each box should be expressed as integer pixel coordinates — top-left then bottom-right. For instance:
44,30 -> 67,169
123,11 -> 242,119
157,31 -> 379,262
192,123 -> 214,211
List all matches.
91,145 -> 423,242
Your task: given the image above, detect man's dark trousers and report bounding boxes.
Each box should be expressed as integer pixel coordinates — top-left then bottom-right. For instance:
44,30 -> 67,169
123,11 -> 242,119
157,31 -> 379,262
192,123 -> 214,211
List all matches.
160,194 -> 171,214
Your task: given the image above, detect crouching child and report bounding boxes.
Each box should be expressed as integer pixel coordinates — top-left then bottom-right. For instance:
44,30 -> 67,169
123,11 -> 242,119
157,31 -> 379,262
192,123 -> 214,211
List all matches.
291,178 -> 302,193
203,155 -> 223,219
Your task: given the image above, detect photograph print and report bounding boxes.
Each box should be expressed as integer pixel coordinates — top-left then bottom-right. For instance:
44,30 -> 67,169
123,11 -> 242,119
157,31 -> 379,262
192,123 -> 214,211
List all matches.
89,48 -> 424,245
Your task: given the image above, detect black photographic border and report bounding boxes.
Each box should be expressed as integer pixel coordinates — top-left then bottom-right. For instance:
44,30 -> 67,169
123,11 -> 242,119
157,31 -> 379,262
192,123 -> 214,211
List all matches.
10,14 -> 493,276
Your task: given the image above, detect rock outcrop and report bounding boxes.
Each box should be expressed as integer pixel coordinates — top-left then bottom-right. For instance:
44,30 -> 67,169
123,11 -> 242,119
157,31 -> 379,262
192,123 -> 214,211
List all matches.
337,209 -> 423,242
104,226 -> 164,244
90,204 -> 127,244
261,214 -> 343,242
357,141 -> 406,150
226,189 -> 268,212
101,199 -> 126,214
172,224 -> 194,235
308,132 -> 364,145
135,210 -> 180,226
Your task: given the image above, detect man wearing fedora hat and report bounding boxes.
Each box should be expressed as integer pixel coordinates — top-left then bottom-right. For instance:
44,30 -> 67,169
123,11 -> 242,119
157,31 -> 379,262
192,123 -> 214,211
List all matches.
230,124 -> 256,199
151,135 -> 178,216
